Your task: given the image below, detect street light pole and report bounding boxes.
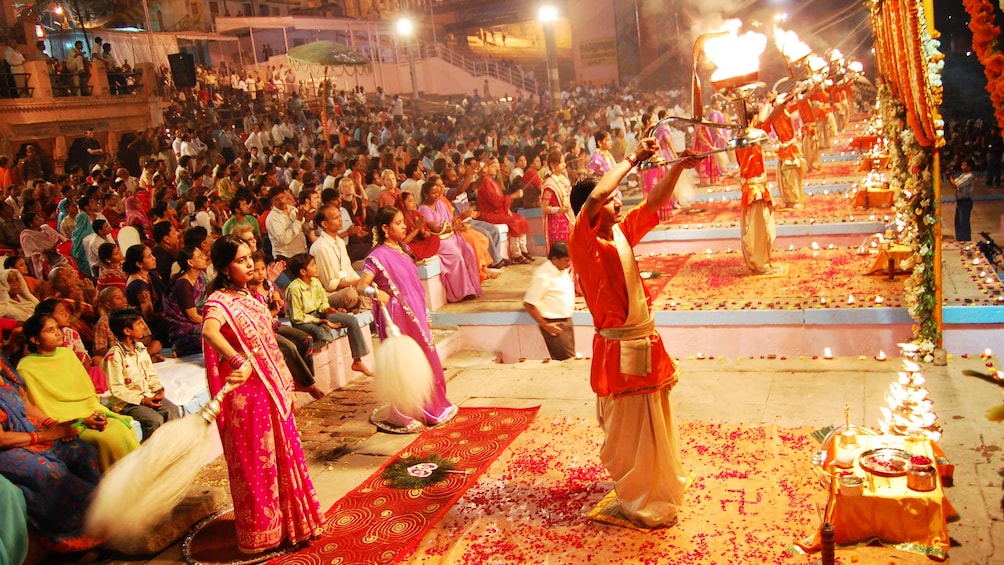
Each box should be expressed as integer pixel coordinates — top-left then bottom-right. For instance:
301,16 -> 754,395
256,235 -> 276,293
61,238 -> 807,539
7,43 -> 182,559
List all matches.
397,17 -> 420,117
539,6 -> 561,112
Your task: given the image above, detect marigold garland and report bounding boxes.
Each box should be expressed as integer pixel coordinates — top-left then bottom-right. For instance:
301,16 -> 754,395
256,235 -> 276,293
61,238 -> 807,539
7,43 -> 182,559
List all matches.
882,84 -> 941,359
871,0 -> 945,148
964,0 -> 1004,132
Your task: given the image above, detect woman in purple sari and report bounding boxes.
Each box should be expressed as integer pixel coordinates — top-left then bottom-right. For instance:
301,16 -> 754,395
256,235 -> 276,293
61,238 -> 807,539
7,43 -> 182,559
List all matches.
357,206 -> 458,433
201,235 -> 325,556
417,176 -> 482,303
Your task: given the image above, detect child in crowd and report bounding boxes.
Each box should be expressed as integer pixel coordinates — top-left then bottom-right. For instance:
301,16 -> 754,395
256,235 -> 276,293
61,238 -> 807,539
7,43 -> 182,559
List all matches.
93,286 -> 165,361
248,252 -> 324,400
284,253 -> 372,377
101,308 -> 178,441
35,298 -> 108,393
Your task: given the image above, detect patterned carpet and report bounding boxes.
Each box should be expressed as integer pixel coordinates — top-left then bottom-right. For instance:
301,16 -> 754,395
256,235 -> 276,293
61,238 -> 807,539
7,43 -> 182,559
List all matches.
271,406 -> 540,565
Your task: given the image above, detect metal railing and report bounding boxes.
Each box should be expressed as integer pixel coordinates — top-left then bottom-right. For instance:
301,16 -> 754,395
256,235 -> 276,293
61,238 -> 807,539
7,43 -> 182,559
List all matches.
107,71 -> 145,95
0,73 -> 33,98
49,72 -> 92,97
406,42 -> 537,95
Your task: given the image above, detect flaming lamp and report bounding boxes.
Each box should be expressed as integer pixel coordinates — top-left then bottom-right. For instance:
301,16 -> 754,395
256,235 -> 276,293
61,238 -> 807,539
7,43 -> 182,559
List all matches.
703,26 -> 770,154
878,343 -> 942,440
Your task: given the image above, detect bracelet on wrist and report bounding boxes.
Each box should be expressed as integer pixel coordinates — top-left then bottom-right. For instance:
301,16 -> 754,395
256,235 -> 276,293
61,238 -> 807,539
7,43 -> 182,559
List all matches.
29,431 -> 39,445
364,286 -> 377,298
42,418 -> 56,427
626,155 -> 638,168
227,353 -> 247,370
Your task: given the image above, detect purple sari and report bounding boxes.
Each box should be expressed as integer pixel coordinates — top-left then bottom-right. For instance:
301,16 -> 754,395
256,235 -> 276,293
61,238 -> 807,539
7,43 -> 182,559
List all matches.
418,200 -> 482,302
364,244 -> 453,426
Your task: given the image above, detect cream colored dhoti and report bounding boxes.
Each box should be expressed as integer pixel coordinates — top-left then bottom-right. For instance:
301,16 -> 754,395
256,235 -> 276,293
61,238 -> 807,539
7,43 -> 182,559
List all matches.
777,157 -> 806,208
741,200 -> 776,274
597,387 -> 687,527
803,131 -> 821,171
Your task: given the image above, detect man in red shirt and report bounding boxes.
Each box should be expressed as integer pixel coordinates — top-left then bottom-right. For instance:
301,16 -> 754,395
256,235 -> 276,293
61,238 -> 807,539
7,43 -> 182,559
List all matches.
568,138 -> 699,528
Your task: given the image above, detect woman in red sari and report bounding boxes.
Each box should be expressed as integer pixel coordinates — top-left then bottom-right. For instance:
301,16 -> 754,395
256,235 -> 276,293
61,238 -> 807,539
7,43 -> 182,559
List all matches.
201,234 -> 325,556
475,157 -> 532,263
400,191 -> 440,261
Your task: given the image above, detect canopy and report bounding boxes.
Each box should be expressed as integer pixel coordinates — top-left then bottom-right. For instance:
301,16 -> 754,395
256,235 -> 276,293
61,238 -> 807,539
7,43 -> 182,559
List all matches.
285,40 -> 372,77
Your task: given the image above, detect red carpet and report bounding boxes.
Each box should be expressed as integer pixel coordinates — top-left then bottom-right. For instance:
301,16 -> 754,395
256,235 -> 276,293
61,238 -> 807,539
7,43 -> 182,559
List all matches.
271,406 -> 540,565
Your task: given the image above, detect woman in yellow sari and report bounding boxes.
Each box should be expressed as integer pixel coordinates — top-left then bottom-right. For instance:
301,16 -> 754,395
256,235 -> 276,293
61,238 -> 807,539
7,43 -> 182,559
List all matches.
16,313 -> 139,471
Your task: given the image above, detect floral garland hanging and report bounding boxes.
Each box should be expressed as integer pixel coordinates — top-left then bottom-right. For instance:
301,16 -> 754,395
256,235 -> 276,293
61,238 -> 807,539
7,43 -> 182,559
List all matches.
882,83 -> 941,359
964,0 -> 1004,132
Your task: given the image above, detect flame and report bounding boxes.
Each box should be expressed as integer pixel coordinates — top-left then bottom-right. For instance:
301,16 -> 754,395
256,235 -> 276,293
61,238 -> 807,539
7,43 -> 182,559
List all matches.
774,28 -> 812,63
807,55 -> 828,74
848,60 -> 864,73
703,20 -> 767,84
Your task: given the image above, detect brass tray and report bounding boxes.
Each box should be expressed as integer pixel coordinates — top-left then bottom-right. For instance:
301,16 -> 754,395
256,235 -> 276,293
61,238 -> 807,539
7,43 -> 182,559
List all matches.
859,447 -> 912,477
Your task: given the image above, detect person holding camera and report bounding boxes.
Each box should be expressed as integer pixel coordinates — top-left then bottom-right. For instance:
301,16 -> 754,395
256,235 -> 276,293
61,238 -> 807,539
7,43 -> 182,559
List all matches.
948,158 -> 975,242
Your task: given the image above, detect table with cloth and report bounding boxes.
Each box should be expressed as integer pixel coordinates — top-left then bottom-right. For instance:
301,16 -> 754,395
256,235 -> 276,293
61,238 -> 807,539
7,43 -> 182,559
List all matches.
798,434 -> 956,559
853,186 -> 895,208
865,243 -> 914,279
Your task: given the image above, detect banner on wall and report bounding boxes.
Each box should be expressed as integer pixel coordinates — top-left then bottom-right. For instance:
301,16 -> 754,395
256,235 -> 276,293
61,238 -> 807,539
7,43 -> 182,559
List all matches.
581,38 -> 617,67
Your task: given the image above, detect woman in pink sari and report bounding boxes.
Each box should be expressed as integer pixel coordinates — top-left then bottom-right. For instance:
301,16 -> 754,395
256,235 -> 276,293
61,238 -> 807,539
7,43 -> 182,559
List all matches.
357,206 -> 458,433
418,177 -> 482,303
201,234 -> 325,556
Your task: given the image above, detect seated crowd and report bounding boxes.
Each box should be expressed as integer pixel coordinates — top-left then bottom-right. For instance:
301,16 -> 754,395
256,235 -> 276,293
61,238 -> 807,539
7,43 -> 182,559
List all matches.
0,77 -> 706,556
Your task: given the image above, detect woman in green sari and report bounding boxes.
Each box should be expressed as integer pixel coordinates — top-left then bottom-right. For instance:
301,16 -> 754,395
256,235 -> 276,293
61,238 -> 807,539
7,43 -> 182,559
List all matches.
17,313 -> 139,471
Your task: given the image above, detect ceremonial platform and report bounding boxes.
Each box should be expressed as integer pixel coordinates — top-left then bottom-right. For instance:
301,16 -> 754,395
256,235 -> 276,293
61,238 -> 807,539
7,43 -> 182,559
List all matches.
429,123 -> 1004,363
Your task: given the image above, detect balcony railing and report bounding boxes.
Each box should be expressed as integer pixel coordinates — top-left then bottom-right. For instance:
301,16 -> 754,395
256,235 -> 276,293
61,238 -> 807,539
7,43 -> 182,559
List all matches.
49,71 -> 93,97
0,73 -> 35,99
107,71 -> 146,96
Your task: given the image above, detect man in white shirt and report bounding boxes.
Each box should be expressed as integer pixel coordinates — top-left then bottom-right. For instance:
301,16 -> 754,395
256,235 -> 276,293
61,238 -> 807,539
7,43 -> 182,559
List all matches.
309,202 -> 367,311
4,39 -> 26,97
265,185 -> 307,261
244,123 -> 270,155
522,242 -> 575,360
399,161 -> 423,197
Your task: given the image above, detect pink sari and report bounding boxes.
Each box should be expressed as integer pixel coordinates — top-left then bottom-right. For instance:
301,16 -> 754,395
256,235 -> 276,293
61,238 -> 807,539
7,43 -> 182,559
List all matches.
202,290 -> 325,554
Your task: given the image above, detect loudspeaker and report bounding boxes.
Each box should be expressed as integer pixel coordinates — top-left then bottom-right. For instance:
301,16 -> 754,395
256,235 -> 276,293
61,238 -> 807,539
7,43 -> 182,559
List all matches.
168,52 -> 197,88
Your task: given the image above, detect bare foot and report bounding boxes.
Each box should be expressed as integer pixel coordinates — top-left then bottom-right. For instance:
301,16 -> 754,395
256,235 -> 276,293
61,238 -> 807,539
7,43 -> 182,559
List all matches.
296,384 -> 326,400
351,360 -> 373,376
151,354 -> 166,363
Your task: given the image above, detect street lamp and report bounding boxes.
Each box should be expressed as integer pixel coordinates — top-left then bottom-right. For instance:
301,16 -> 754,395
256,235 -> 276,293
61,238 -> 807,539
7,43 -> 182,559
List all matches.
396,17 -> 420,117
539,6 -> 561,111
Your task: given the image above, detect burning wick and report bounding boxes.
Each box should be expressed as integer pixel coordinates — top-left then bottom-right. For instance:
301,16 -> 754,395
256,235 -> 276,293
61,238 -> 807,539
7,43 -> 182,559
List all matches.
824,347 -> 833,360
875,350 -> 887,361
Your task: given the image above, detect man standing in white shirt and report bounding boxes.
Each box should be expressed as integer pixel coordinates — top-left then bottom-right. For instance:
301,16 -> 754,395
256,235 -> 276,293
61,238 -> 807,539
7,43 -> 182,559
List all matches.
265,185 -> 308,261
309,202 -> 367,311
522,242 -> 576,360
4,38 -> 26,97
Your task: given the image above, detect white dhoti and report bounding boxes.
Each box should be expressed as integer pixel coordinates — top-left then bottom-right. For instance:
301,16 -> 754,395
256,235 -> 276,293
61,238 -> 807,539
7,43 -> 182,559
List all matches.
741,200 -> 776,274
597,387 -> 687,528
